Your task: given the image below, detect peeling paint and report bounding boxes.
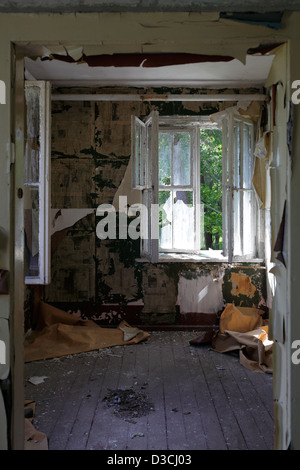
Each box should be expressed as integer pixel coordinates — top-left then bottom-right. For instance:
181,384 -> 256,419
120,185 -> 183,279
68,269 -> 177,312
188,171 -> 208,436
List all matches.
46,90 -> 267,322
230,272 -> 256,298
223,266 -> 267,311
50,208 -> 95,235
177,268 -> 224,314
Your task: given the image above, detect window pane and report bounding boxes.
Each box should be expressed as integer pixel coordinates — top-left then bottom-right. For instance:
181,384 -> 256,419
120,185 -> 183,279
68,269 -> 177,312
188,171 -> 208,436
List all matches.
159,133 -> 171,186
25,86 -> 40,184
243,123 -> 253,189
159,190 -> 172,249
24,187 -> 40,277
232,120 -> 257,258
200,129 -> 223,250
233,121 -> 241,188
243,189 -> 254,254
135,127 -> 141,184
233,190 -> 242,256
159,189 -> 195,250
173,133 -> 191,186
173,190 -> 194,249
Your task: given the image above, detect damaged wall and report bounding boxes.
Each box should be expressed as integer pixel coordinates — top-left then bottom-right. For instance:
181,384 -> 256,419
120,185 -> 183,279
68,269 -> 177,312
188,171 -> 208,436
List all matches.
39,87 -> 268,326
1,10 -> 298,450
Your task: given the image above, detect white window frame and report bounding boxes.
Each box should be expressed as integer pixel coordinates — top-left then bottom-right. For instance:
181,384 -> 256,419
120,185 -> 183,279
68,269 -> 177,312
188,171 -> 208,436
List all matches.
131,112 -> 261,263
222,113 -> 258,262
24,80 -> 51,284
131,110 -> 159,262
157,121 -> 201,254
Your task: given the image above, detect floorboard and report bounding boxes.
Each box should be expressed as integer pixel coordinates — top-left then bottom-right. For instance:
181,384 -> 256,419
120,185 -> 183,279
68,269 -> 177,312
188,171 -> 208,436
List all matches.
24,330 -> 274,451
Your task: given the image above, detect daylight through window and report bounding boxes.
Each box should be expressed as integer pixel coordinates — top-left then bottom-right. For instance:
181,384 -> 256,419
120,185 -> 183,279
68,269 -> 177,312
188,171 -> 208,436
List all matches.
131,111 -> 261,263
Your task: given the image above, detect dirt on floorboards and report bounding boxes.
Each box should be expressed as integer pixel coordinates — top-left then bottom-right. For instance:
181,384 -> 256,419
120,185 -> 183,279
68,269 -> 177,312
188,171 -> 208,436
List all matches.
24,330 -> 274,451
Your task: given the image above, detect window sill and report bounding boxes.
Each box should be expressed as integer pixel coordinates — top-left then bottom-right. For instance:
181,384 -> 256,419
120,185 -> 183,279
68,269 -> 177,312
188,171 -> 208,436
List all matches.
136,251 -> 264,264
159,251 -> 227,262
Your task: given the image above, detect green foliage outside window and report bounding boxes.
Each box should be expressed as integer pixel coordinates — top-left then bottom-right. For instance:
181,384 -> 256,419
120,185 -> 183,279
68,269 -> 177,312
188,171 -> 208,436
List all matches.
200,129 -> 223,250
158,128 -> 223,251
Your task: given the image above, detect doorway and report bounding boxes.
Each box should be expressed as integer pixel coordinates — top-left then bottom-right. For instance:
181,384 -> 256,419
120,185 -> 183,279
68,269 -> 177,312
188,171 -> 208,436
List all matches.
16,45 -> 276,450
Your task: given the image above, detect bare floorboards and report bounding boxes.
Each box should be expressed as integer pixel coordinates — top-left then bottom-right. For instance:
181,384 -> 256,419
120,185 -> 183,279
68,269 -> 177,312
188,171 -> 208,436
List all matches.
24,330 -> 274,451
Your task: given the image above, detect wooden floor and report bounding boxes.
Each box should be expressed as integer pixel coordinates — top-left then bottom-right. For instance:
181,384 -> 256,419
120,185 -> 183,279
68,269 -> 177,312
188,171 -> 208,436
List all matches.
24,330 -> 274,451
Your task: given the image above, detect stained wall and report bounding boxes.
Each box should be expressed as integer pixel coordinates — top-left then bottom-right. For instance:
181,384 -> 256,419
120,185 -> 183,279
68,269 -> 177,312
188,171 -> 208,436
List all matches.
0,10 -> 297,449
40,88 -> 268,327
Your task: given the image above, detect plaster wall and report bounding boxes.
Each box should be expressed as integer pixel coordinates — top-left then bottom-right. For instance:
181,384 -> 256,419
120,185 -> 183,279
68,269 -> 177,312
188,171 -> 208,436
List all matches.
287,14 -> 300,451
264,43 -> 290,450
41,93 -> 267,327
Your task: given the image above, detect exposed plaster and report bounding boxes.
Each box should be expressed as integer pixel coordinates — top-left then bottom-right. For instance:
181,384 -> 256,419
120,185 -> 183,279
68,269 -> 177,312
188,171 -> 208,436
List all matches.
177,268 -> 224,314
1,12 -> 289,66
51,208 -> 95,235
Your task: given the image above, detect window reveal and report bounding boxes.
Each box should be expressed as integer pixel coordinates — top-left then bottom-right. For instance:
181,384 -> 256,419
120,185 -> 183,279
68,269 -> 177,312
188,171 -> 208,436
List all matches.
131,110 -> 261,263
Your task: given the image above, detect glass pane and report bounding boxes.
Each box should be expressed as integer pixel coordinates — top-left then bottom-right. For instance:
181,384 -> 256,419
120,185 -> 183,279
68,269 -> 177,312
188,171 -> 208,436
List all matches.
136,122 -> 145,186
233,190 -> 242,256
159,190 -> 172,249
243,123 -> 253,189
141,189 -> 152,256
24,187 -> 40,277
173,133 -> 191,186
242,123 -> 256,257
233,121 -> 241,189
159,133 -> 171,186
145,121 -> 151,187
135,126 -> 141,184
25,86 -> 40,184
200,129 -> 223,250
243,189 -> 255,255
173,190 -> 194,249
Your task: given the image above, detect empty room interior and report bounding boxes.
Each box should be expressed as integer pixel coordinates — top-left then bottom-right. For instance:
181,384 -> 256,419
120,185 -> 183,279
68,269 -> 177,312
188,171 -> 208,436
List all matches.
22,45 -> 276,451
1,7 -> 300,452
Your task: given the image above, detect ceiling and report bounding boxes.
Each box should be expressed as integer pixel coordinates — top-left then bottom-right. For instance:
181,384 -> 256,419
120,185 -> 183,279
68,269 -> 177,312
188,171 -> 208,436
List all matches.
1,0 -> 300,12
25,53 -> 275,88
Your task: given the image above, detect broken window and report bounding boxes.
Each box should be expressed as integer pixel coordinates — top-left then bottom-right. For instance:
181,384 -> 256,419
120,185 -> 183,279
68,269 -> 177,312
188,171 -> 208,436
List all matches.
131,108 -> 261,263
24,81 -> 51,284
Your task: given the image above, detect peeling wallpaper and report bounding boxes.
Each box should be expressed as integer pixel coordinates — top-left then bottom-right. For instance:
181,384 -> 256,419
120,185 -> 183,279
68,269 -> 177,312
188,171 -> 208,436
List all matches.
43,87 -> 267,325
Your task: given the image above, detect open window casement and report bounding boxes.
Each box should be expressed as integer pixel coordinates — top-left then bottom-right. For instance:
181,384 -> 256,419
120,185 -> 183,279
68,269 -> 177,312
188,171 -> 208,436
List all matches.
131,111 -> 158,190
132,110 -> 159,262
132,106 -> 260,263
24,81 -> 51,284
222,113 -> 258,262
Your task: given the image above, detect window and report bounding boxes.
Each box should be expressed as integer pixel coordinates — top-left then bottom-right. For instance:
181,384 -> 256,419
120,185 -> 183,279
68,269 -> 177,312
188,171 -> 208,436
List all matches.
24,81 -> 51,284
131,110 -> 261,263
222,114 -> 258,261
159,128 -> 198,253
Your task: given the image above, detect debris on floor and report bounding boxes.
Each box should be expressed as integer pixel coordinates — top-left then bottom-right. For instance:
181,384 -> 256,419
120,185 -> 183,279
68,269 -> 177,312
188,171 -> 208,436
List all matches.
130,432 -> 144,439
189,330 -> 215,346
28,376 -> 48,385
102,387 -> 154,420
24,400 -> 48,450
24,330 -> 274,450
24,419 -> 48,450
24,301 -> 150,362
190,303 -> 273,373
219,303 -> 265,334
